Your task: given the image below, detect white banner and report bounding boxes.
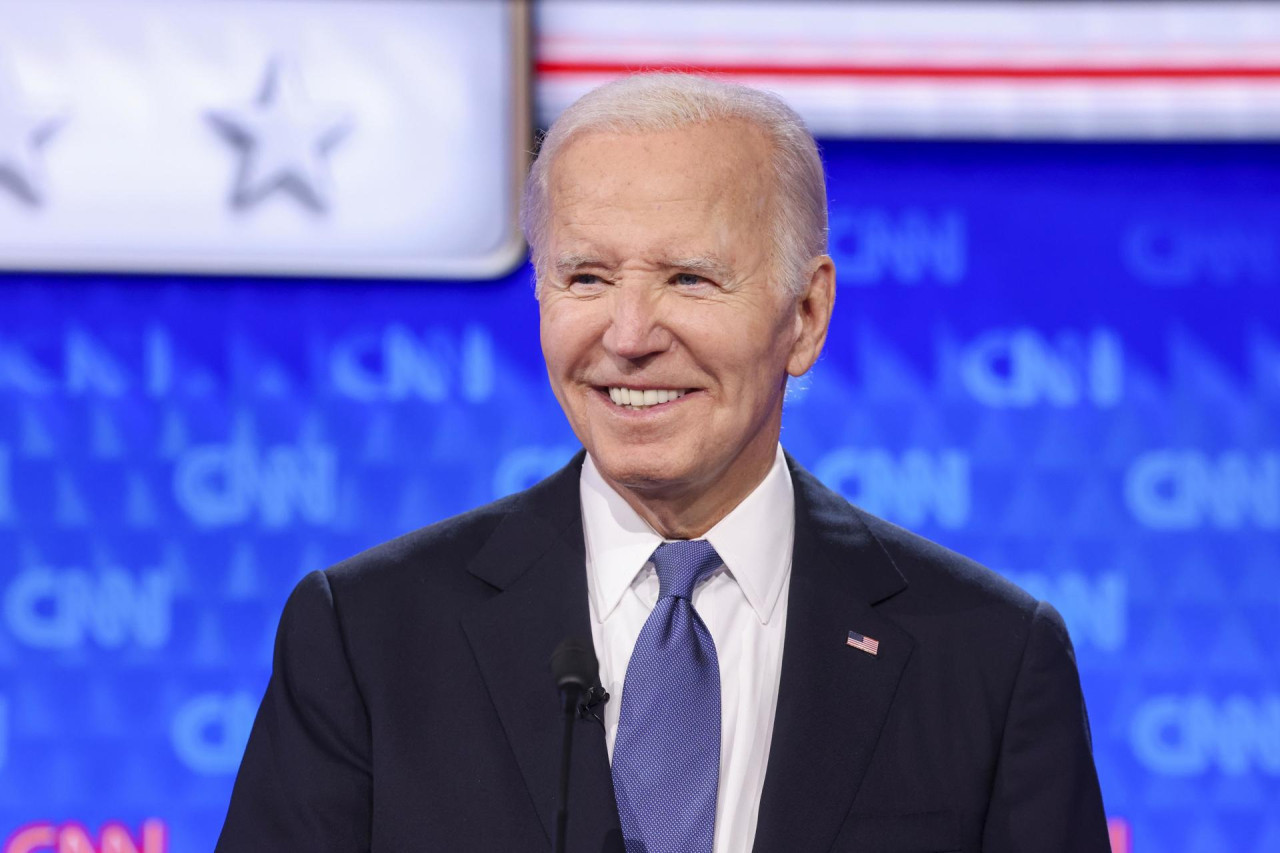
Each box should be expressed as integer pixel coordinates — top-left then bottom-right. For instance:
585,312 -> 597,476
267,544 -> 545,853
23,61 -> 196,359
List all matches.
0,0 -> 529,278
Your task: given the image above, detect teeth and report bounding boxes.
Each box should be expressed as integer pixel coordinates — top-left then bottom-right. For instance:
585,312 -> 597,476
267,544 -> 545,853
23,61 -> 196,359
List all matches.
606,387 -> 687,409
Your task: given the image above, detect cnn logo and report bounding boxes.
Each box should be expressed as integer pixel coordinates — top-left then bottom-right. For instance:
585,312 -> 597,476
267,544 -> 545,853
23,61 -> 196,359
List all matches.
3,820 -> 166,853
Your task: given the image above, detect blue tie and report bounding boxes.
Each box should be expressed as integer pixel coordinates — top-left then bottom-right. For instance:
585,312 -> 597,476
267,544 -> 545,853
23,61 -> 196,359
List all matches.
611,539 -> 723,853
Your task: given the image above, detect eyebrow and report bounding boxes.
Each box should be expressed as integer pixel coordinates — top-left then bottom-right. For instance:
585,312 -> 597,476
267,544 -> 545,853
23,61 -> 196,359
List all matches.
665,256 -> 732,280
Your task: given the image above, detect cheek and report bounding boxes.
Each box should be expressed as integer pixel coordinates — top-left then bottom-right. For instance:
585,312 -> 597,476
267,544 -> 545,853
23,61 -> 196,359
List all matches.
537,311 -> 557,365
540,302 -> 599,375
721,312 -> 797,400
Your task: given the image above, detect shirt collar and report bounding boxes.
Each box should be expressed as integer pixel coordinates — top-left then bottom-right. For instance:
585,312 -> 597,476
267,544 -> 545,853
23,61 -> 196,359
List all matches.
581,444 -> 794,625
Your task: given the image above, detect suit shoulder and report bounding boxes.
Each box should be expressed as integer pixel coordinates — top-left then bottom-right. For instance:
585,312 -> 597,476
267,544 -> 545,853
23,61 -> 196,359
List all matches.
854,507 -> 1037,617
789,455 -> 1036,618
848,509 -> 1073,685
320,452 -> 583,600
325,493 -> 512,586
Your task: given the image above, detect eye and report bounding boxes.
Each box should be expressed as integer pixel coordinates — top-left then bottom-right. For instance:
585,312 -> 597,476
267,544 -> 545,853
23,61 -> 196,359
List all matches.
672,272 -> 706,287
567,273 -> 607,293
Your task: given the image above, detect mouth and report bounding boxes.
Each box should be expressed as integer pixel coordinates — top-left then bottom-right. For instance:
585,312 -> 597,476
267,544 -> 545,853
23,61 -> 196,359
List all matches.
596,385 -> 693,411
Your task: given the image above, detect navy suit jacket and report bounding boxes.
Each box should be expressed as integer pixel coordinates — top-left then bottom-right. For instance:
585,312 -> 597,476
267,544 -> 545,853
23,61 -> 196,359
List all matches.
216,453 -> 1110,852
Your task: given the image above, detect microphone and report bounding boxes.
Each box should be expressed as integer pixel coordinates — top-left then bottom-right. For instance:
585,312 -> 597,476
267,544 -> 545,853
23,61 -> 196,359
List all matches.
551,637 -> 598,712
578,685 -> 609,724
550,638 -> 599,853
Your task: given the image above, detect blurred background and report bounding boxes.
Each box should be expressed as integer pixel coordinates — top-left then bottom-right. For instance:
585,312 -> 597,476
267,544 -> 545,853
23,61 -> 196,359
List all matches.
0,1 -> 1277,850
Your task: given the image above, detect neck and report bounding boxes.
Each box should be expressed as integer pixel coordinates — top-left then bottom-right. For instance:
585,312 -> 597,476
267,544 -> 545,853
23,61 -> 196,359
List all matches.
607,445 -> 778,540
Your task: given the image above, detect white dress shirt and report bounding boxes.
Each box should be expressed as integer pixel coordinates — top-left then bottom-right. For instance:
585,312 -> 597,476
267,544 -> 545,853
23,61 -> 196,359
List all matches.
580,445 -> 794,853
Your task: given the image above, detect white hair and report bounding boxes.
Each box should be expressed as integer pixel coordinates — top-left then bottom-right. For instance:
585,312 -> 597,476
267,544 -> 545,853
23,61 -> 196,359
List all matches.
521,73 -> 828,297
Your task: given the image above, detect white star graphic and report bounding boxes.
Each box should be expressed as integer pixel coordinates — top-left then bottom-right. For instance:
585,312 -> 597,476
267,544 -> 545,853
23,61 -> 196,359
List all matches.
207,58 -> 352,212
0,55 -> 64,207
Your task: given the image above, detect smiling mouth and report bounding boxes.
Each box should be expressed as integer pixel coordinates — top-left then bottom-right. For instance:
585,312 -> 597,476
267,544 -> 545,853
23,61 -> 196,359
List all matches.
599,386 -> 690,410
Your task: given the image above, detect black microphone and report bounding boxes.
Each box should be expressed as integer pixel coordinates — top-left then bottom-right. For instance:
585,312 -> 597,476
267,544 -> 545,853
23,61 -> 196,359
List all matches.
578,685 -> 609,725
550,638 -> 598,853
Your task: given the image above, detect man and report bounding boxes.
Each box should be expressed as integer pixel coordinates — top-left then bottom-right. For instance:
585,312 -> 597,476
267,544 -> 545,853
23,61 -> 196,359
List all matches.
217,74 -> 1110,852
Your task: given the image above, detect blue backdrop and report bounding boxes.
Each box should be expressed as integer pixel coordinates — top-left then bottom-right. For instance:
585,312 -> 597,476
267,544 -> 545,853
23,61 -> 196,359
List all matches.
0,139 -> 1277,852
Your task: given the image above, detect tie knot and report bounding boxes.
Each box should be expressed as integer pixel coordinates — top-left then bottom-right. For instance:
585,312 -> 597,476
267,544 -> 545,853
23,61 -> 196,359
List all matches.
650,539 -> 722,601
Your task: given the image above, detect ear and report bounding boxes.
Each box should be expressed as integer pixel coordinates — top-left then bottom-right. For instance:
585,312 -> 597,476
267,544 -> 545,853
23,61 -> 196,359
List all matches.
786,255 -> 836,377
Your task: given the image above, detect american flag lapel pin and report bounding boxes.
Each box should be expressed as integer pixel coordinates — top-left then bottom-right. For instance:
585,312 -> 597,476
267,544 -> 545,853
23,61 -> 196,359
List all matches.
846,629 -> 880,656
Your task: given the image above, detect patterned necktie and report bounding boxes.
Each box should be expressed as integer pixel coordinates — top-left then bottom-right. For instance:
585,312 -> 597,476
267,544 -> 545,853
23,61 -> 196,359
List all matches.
611,539 -> 723,853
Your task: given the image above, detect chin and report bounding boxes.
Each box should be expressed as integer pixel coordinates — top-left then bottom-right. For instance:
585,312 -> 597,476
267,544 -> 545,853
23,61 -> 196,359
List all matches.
592,444 -> 696,494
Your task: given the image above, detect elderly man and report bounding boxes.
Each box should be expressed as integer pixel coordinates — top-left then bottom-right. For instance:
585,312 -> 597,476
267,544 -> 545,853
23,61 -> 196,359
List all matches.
217,74 -> 1110,852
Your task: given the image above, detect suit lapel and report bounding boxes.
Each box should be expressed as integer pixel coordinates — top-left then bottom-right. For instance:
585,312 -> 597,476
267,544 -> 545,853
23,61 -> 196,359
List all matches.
460,454 -> 624,853
752,460 -> 914,853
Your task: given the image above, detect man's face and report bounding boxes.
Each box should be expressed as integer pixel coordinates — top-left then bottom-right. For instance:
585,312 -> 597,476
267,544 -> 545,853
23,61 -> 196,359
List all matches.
538,119 -> 832,516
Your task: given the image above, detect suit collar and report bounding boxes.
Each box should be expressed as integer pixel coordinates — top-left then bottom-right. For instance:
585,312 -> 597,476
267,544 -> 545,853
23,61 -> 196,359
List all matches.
784,454 -> 908,605
466,450 -> 586,591
461,450 -> 625,852
751,454 -> 913,853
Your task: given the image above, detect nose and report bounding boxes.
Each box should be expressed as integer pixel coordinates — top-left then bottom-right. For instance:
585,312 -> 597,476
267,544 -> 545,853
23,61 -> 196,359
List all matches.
601,284 -> 672,360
